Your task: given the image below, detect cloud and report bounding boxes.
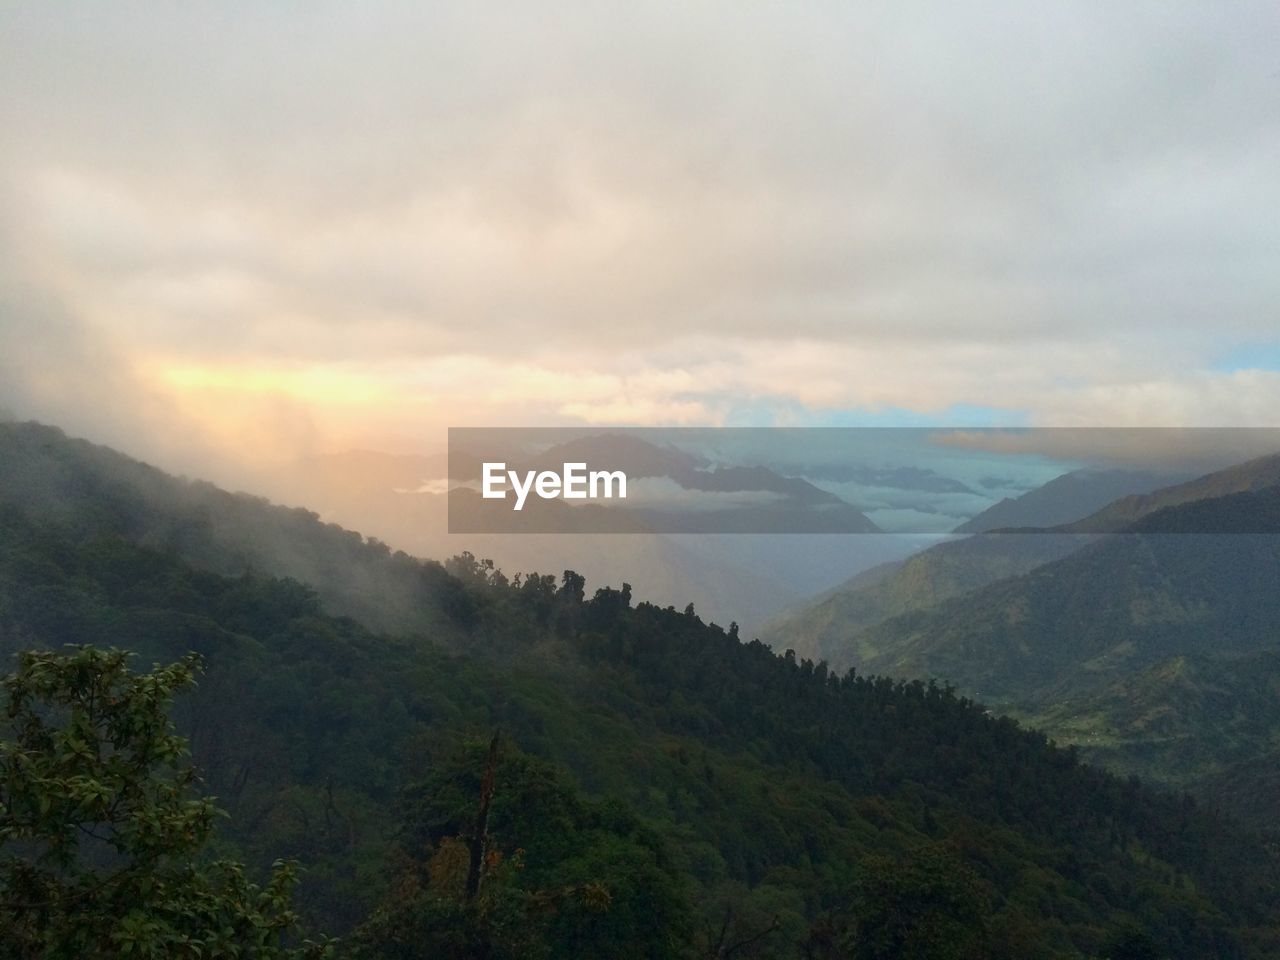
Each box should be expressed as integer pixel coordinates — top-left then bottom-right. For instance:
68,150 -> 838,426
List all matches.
932,419 -> 1280,471
0,193 -> 320,477
1,1 -> 1278,463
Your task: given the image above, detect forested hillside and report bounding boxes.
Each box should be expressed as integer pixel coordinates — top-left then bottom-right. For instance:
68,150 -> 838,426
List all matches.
1030,650 -> 1280,823
843,486 -> 1280,820
0,421 -> 907,635
759,534 -> 1089,665
1,504 -> 1279,955
0,421 -> 465,636
5,425 -> 1280,956
856,530 -> 1280,704
954,469 -> 1182,534
765,454 -> 1280,674
1064,453 -> 1280,533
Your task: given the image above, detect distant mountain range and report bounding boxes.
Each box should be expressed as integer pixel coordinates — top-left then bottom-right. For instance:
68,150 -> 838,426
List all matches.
1064,451 -> 1280,532
854,486 -> 1280,704
274,432 -> 923,631
763,454 -> 1280,825
954,467 -> 1187,533
0,421 -> 913,639
4,418 -> 1280,955
448,432 -> 884,534
759,533 -> 1090,665
15,417 -> 1278,829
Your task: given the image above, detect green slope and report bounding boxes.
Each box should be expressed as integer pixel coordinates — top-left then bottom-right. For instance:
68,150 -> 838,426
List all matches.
1064,452 -> 1280,533
2,429 -> 1280,956
0,510 -> 1276,958
759,456 -> 1280,673
1028,651 -> 1280,786
837,485 -> 1280,829
759,534 -> 1089,666
0,420 -> 464,636
955,468 -> 1184,534
854,488 -> 1280,702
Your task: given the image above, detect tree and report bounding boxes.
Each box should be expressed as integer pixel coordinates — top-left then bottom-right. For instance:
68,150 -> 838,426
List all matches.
844,844 -> 991,960
1099,924 -> 1163,960
0,646 -> 331,960
350,736 -> 692,960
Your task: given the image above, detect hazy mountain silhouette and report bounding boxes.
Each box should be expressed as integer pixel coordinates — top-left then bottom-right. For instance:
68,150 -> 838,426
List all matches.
954,467 -> 1187,533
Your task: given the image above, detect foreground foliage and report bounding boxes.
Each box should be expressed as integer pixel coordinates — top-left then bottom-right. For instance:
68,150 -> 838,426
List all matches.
0,646 -> 329,959
1,474 -> 1279,955
350,735 -> 691,960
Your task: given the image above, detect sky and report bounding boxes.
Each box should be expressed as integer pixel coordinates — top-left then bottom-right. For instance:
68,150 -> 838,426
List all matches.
2,2 -> 1279,477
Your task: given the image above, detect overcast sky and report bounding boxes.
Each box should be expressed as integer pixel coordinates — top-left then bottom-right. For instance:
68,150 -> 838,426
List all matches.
2,2 -> 1279,471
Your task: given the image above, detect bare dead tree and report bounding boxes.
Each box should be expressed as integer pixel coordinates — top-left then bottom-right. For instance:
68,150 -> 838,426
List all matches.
465,730 -> 501,902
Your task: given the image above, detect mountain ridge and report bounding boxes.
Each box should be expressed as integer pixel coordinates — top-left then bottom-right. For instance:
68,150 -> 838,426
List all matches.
2,468 -> 1279,956
955,468 -> 1188,533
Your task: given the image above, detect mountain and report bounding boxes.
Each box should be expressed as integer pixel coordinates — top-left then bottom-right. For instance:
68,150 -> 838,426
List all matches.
0,422 -> 890,633
847,483 -> 1280,822
3,423 -> 1280,956
1063,452 -> 1280,532
760,456 -> 1280,826
448,432 -> 883,534
853,484 -> 1280,703
759,534 -> 1091,664
1026,649 -> 1280,826
761,454 -> 1280,669
954,468 -> 1187,533
760,467 -> 1190,666
262,441 -> 907,633
0,421 -> 462,636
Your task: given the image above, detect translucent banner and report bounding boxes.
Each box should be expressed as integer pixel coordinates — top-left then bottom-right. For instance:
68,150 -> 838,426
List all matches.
447,427 -> 1280,534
